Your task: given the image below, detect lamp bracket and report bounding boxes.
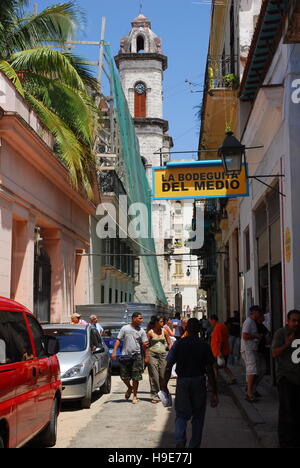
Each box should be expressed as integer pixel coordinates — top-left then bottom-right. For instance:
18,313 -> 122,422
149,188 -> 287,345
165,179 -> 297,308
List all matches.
248,175 -> 286,197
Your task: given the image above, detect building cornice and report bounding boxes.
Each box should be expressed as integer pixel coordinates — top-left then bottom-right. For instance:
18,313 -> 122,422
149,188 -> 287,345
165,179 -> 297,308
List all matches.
115,53 -> 168,71
133,117 -> 169,133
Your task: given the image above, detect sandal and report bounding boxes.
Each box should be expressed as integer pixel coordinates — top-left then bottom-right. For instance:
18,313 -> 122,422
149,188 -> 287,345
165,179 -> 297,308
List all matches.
228,379 -> 237,385
132,398 -> 140,404
125,388 -> 133,400
245,395 -> 257,403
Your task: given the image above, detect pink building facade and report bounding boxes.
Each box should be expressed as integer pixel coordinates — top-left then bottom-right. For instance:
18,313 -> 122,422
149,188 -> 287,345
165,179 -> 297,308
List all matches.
0,72 -> 94,323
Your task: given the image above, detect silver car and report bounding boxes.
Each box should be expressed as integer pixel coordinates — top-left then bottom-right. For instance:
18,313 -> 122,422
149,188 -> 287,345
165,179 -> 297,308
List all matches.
43,324 -> 111,409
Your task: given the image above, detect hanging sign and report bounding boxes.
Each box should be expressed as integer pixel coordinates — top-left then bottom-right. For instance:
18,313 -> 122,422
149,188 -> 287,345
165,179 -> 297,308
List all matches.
152,160 -> 249,200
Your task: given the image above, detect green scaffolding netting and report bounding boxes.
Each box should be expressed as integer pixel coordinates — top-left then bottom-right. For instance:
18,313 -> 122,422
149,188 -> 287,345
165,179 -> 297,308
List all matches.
105,45 -> 167,305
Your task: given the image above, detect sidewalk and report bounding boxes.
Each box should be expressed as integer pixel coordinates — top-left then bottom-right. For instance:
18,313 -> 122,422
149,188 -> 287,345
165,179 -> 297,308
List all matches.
222,362 -> 279,448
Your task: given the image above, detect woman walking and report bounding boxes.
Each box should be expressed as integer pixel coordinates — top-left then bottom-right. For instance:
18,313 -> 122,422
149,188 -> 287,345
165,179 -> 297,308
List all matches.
147,315 -> 172,403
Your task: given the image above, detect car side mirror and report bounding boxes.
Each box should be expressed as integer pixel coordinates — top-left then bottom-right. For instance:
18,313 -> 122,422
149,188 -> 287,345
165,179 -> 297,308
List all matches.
0,339 -> 6,364
43,336 -> 59,356
93,346 -> 105,354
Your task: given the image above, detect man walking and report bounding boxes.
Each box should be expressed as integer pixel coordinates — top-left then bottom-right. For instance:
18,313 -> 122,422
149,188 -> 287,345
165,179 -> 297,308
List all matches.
163,318 -> 218,448
112,312 -> 148,404
209,315 -> 237,384
227,311 -> 241,366
272,310 -> 300,448
241,305 -> 263,402
171,312 -> 182,340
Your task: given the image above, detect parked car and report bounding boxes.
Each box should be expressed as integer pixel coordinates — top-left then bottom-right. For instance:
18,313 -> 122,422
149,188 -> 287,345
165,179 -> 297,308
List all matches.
102,324 -> 125,372
43,324 -> 111,409
0,297 -> 61,448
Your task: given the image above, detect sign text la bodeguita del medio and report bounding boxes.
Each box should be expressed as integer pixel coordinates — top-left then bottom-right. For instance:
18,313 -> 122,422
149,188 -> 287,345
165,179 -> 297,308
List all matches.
152,160 -> 249,200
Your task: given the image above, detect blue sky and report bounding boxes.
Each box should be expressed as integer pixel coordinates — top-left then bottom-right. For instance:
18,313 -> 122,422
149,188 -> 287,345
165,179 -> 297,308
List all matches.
29,0 -> 211,159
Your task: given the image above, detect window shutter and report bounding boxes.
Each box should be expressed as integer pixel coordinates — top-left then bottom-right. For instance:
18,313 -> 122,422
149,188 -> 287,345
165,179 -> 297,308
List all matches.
134,92 -> 146,118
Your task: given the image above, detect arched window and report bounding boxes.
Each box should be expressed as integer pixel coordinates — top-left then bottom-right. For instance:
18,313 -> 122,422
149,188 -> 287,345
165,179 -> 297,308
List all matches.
134,81 -> 146,118
137,35 -> 145,53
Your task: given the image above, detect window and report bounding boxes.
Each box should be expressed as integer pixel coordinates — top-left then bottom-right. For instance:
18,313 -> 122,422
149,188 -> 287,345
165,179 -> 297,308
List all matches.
101,286 -> 105,304
244,227 -> 251,272
44,328 -> 87,352
26,314 -> 47,358
134,258 -> 140,283
175,260 -> 184,277
90,328 -> 102,351
109,288 -> 113,304
0,311 -> 33,364
174,201 -> 183,216
115,290 -> 119,303
137,35 -> 145,53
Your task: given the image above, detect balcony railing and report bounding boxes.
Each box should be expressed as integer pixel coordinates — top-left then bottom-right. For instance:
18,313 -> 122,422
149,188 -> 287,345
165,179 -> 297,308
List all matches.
207,55 -> 239,90
98,170 -> 126,197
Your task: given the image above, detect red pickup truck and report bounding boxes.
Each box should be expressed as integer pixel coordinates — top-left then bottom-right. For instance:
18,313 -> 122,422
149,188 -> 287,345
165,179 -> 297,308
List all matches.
0,297 -> 61,448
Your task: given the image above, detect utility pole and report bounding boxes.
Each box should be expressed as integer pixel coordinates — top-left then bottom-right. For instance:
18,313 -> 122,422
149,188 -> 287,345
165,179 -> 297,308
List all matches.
98,17 -> 106,91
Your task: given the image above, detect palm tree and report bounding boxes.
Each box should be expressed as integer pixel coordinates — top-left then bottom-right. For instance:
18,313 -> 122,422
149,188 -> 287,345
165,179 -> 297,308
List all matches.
0,1 -> 101,198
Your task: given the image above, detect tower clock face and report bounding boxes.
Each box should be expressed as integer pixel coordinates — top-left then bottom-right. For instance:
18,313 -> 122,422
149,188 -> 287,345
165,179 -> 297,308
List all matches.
135,82 -> 146,94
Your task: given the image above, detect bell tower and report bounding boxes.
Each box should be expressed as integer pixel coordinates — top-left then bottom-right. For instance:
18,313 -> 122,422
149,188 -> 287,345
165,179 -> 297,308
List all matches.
115,14 -> 174,305
115,14 -> 173,172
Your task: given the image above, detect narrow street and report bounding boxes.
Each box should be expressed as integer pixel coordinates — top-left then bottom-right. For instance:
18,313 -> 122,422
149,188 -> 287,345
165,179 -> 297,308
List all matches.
54,374 -> 259,449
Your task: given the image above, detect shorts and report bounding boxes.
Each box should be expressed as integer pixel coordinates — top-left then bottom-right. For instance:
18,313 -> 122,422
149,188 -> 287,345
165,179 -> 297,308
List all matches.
120,354 -> 144,382
241,350 -> 259,376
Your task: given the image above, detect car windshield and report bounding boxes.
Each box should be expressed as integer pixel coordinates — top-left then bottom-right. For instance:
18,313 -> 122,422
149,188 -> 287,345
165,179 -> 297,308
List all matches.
103,328 -> 121,338
44,329 -> 87,352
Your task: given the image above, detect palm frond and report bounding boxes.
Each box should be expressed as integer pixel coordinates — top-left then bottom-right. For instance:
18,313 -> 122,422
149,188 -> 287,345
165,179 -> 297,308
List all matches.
62,53 -> 100,93
9,47 -> 86,91
25,91 -> 86,186
0,60 -> 25,96
13,3 -> 85,50
23,73 -> 100,145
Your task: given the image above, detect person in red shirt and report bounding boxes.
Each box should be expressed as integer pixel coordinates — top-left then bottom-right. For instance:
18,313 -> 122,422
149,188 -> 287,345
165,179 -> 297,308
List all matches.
209,315 -> 237,385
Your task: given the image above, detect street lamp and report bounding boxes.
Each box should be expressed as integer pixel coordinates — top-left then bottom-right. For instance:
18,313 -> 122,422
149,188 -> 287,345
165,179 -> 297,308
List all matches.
218,131 -> 246,175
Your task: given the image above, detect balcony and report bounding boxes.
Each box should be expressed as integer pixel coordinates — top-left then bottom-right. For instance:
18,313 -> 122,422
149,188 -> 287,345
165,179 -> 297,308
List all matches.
207,55 -> 239,91
98,170 -> 125,197
200,55 -> 239,158
284,0 -> 300,43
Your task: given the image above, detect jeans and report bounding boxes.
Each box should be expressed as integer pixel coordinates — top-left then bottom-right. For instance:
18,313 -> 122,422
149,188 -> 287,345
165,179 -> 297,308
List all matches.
278,378 -> 300,448
175,376 -> 207,448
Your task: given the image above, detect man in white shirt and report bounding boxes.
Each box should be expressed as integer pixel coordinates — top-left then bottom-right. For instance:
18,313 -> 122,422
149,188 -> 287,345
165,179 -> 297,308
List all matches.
241,305 -> 264,402
90,315 -> 104,335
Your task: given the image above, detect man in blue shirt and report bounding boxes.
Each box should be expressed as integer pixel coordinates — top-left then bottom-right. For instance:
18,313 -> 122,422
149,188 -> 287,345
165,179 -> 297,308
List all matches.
170,312 -> 182,339
163,318 -> 218,448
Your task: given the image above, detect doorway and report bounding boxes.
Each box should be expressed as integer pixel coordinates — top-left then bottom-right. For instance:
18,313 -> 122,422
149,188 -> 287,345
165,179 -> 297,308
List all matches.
34,248 -> 51,323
